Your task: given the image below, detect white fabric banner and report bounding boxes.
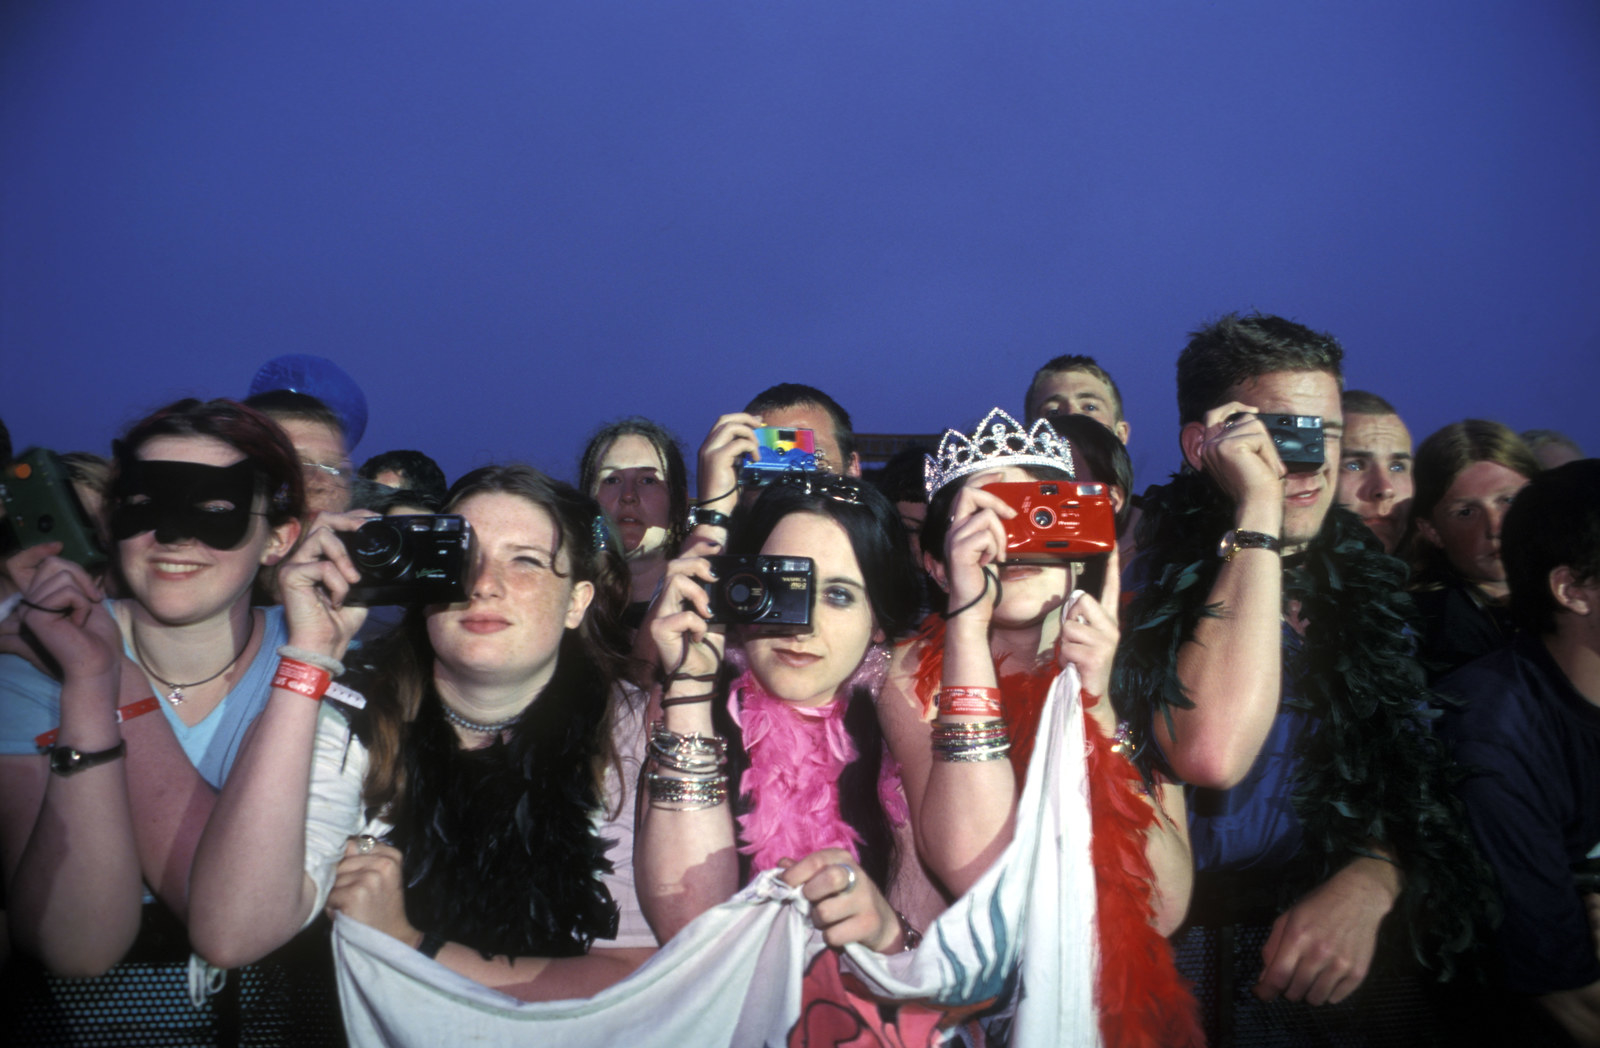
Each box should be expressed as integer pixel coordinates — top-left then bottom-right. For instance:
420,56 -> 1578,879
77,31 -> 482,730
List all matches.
332,668 -> 1101,1047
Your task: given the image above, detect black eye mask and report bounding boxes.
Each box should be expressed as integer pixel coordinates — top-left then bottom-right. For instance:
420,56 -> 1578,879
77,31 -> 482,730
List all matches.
111,458 -> 261,550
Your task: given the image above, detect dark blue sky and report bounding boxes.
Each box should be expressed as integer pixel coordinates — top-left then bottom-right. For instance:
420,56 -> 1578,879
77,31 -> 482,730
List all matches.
3,2 -> 1597,490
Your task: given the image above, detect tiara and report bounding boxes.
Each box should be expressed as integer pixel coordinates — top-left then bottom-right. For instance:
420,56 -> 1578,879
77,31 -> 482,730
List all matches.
924,408 -> 1075,499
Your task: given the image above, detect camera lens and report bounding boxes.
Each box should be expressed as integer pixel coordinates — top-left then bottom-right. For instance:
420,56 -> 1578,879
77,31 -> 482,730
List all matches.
351,520 -> 407,577
1032,507 -> 1055,529
722,572 -> 769,617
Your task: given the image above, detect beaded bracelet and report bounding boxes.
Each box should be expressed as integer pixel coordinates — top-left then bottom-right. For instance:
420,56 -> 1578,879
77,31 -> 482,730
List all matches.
931,718 -> 1012,762
648,723 -> 728,774
646,771 -> 729,810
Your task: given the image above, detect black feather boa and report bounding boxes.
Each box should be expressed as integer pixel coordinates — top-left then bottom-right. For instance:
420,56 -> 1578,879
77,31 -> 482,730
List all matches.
381,643 -> 620,960
1113,469 -> 1496,977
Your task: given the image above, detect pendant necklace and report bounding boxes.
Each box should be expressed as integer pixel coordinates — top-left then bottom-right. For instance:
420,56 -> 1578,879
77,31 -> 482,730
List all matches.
132,614 -> 258,706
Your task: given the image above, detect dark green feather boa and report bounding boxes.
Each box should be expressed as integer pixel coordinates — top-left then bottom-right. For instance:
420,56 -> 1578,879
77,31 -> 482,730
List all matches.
1113,469 -> 1496,977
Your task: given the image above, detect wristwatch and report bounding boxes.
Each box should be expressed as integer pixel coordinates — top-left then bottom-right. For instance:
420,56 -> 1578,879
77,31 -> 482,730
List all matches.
47,740 -> 127,776
686,506 -> 731,530
1217,529 -> 1282,561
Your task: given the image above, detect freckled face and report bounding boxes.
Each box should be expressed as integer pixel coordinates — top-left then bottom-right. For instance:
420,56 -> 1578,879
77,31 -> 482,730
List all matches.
428,492 -> 593,690
742,512 -> 877,707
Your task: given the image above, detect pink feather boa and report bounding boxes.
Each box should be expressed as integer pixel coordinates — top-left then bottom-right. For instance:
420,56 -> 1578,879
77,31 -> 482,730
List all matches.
728,648 -> 909,873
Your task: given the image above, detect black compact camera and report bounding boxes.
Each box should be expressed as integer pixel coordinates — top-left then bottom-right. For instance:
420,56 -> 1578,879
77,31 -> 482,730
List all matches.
1263,414 -> 1325,470
0,448 -> 108,570
338,514 -> 475,606
701,554 -> 813,630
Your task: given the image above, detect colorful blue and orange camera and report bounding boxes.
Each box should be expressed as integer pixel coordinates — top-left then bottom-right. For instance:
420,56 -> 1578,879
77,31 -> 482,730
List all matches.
740,427 -> 818,486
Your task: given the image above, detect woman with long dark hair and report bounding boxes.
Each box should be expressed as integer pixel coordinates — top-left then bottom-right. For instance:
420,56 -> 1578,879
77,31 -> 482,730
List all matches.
637,471 -> 938,954
188,464 -> 656,998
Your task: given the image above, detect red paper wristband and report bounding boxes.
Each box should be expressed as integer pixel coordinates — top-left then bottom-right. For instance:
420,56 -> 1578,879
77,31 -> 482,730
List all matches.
937,686 -> 1003,718
34,695 -> 162,749
272,657 -> 332,701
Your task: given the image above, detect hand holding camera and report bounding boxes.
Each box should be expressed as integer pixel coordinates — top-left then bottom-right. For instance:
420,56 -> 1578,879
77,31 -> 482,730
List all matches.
941,480 -> 1017,624
648,555 -> 728,686
982,480 -> 1117,563
696,412 -> 764,514
279,510 -> 374,660
738,427 -> 818,489
1196,402 -> 1290,522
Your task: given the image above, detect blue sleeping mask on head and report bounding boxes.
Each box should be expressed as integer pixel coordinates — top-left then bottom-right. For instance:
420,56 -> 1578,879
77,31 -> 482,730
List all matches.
111,458 -> 262,550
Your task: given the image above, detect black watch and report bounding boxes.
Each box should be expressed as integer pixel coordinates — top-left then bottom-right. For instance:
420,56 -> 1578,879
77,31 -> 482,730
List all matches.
47,740 -> 127,776
1217,529 -> 1282,561
686,506 -> 731,530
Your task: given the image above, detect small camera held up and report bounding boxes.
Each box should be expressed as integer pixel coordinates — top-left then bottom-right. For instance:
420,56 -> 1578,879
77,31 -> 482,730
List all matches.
0,448 -> 107,571
985,481 -> 1117,563
338,514 -> 475,606
1263,414 -> 1325,471
700,554 -> 813,630
740,427 -> 818,488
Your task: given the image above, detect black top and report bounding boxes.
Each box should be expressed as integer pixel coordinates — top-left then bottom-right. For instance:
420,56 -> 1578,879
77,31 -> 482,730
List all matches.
1412,575 -> 1516,683
1439,634 -> 1600,996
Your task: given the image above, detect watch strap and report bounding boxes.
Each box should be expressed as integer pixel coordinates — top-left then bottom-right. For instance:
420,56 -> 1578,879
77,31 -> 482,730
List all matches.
48,739 -> 128,776
1219,529 -> 1282,560
686,507 -> 731,530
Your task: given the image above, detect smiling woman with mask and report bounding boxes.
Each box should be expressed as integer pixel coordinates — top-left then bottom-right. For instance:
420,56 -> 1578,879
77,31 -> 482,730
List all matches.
0,398 -> 326,1045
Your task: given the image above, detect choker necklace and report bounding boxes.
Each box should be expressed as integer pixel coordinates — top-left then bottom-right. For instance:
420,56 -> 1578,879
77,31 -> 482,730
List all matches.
440,700 -> 523,735
132,614 -> 257,706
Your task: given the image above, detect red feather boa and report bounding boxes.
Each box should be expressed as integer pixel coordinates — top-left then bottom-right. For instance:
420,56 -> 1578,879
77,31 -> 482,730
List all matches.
912,618 -> 1203,1048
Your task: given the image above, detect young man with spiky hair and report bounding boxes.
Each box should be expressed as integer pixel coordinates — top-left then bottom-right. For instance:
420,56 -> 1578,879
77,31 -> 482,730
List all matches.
1115,312 -> 1491,1042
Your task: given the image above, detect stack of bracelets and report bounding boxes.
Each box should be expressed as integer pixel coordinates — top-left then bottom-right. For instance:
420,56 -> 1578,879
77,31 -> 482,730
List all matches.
646,722 -> 730,810
931,685 -> 1011,763
931,719 -> 1012,762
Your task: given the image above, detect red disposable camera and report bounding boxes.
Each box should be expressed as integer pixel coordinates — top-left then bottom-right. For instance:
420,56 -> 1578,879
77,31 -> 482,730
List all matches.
985,480 -> 1116,562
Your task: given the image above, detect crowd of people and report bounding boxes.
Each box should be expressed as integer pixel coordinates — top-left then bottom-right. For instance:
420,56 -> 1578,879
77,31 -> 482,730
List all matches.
0,313 -> 1595,1047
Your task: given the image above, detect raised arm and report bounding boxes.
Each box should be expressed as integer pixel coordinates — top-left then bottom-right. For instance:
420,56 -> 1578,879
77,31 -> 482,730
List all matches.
911,482 -> 1021,896
1162,402 -> 1287,788
632,554 -> 740,943
0,558 -> 141,976
187,514 -> 368,968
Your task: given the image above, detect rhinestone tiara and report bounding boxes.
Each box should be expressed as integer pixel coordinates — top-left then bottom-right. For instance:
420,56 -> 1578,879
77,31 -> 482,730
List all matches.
923,407 -> 1076,499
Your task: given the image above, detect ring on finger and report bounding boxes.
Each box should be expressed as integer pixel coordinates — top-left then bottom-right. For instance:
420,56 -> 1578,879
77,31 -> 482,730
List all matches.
354,834 -> 377,855
836,863 -> 857,896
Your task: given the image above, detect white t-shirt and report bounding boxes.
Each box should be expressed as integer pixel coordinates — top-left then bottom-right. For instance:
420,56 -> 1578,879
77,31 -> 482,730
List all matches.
302,683 -> 655,951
